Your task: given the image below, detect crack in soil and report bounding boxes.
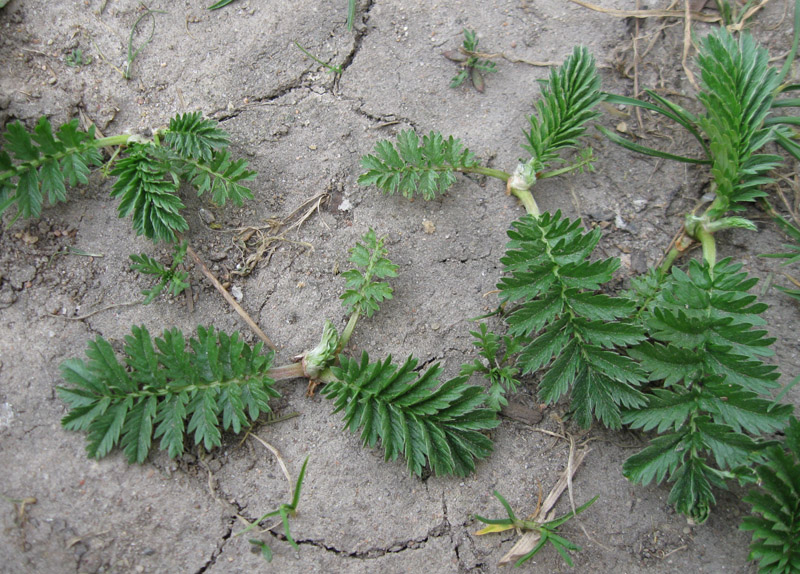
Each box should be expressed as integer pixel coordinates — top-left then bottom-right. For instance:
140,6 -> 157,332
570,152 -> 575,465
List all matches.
212,0 -> 377,124
336,0 -> 376,77
193,525 -> 234,574
296,512 -> 451,559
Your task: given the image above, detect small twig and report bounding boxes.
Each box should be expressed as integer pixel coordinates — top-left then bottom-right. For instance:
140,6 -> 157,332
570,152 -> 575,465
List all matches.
681,0 -> 700,92
567,0 -> 720,21
186,245 -> 277,350
729,0 -> 773,32
662,544 -> 689,559
0,494 -> 37,527
633,0 -> 644,130
48,300 -> 141,320
247,433 -> 293,491
90,36 -> 126,78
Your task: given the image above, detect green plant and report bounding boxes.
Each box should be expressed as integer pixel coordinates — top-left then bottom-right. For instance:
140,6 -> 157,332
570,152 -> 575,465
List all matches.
761,211 -> 800,301
474,490 -> 597,567
238,455 -> 310,555
59,230 -> 500,478
337,228 -> 398,347
323,353 -> 498,477
65,48 -> 92,68
460,323 -> 521,411
741,417 -> 800,574
360,25 -> 800,528
294,41 -> 343,76
601,27 -> 799,272
0,111 -> 255,242
622,258 -> 793,522
592,26 -> 800,522
444,29 -> 498,92
361,47 -> 627,426
741,417 -> 800,573
319,230 -> 498,477
130,241 -> 190,304
57,325 -> 279,463
496,211 -> 648,428
122,8 -> 165,80
360,45 -> 601,212
347,0 -> 357,30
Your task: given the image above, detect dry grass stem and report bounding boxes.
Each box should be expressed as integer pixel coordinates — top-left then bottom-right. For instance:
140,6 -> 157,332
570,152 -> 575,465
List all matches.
186,245 -> 278,350
498,447 -> 589,566
567,0 -> 720,22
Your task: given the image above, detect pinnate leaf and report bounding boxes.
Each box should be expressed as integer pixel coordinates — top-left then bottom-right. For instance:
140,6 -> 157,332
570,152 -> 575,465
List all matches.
58,325 -> 278,462
358,130 -> 478,199
497,211 -> 646,427
323,352 -> 498,477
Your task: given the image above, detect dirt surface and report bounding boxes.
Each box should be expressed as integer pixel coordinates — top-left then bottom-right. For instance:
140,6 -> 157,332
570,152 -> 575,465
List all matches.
1,0 -> 800,572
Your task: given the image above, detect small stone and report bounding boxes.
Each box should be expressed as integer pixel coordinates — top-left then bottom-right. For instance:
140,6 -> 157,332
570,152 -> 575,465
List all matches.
20,231 -> 39,244
198,208 -> 215,225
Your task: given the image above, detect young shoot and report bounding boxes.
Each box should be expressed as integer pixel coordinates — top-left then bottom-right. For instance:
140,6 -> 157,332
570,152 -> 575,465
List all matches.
294,41 -> 343,76
338,228 -> 398,349
460,323 -> 521,411
444,28 -> 498,92
130,241 -> 190,304
360,45 -> 602,215
236,456 -> 310,552
474,490 -> 597,567
601,26 -> 796,273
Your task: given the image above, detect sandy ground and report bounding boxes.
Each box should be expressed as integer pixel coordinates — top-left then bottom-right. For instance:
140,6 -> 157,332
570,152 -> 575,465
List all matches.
2,0 -> 799,572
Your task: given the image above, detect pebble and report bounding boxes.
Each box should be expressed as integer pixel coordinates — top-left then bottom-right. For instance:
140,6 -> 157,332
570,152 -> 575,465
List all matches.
199,208 -> 215,225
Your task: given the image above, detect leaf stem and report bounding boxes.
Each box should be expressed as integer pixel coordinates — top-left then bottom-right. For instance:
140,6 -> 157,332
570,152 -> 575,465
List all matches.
537,155 -> 594,181
458,166 -> 510,181
509,188 -> 540,218
695,224 -> 717,269
267,362 -> 306,381
658,246 -> 682,277
0,134 -> 133,182
338,310 -> 360,352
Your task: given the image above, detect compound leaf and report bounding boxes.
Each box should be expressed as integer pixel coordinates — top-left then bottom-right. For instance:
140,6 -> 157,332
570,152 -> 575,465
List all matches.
324,352 -> 498,477
58,326 -> 278,463
358,130 -> 478,199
